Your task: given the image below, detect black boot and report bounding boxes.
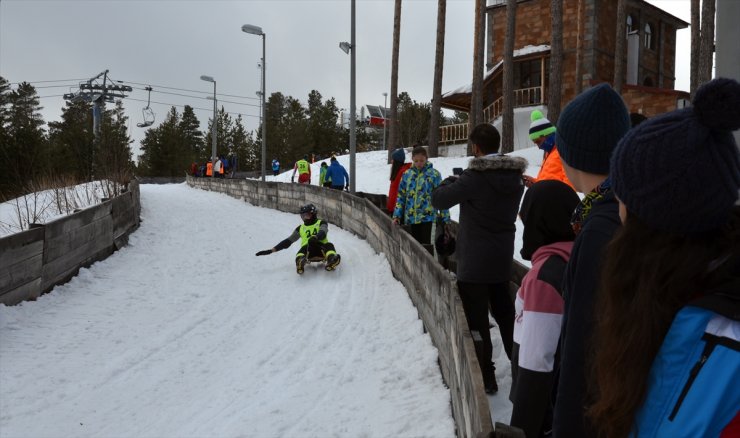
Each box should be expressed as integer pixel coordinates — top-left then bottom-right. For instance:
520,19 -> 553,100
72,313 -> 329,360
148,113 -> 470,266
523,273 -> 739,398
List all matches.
325,253 -> 341,271
484,365 -> 498,395
296,255 -> 307,274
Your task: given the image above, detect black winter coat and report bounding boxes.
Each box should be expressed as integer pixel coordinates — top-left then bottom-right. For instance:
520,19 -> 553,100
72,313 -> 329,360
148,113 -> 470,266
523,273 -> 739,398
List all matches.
552,190 -> 620,438
432,154 -> 527,283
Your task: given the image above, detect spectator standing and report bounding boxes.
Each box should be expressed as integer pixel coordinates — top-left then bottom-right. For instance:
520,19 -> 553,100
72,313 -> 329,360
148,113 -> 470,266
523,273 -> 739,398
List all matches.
206,160 -> 213,177
522,110 -> 573,190
218,156 -> 225,178
292,155 -> 311,184
431,125 -> 525,394
509,180 -> 579,438
213,157 -> 222,179
588,78 -> 740,437
551,83 -> 631,438
272,158 -> 280,176
387,148 -> 411,214
394,146 -> 450,245
190,162 -> 197,176
325,156 -> 349,191
319,162 -> 332,187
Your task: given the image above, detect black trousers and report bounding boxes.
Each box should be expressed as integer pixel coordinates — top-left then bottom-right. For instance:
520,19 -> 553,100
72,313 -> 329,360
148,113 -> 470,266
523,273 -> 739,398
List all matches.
297,239 -> 336,260
457,281 -> 514,378
407,221 -> 433,245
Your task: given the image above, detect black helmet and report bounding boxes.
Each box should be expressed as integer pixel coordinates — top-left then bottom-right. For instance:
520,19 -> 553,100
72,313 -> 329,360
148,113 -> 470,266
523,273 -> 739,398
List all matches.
299,204 -> 317,216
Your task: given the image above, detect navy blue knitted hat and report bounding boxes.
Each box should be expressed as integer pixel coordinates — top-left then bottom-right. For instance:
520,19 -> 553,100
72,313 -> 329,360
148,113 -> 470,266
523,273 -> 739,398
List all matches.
611,78 -> 740,234
556,83 -> 631,174
392,148 -> 405,163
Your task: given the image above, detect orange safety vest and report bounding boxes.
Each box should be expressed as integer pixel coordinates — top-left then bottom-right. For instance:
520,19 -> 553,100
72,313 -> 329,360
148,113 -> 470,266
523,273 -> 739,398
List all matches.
206,162 -> 213,176
536,147 -> 574,190
219,161 -> 224,174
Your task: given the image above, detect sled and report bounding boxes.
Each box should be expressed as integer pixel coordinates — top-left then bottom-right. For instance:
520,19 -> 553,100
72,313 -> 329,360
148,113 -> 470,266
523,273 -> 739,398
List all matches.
297,255 -> 341,274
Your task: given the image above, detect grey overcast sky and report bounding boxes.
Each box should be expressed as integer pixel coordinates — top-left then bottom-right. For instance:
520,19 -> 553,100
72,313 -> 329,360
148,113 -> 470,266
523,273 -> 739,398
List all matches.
0,0 -> 690,158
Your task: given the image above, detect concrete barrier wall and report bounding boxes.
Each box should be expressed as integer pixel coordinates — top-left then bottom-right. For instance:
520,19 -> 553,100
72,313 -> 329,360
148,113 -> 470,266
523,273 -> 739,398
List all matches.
187,176 -> 496,438
0,181 -> 141,306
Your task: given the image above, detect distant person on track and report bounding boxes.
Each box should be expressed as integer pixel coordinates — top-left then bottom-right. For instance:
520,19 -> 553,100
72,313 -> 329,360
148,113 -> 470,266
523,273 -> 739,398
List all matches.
292,155 -> 311,184
325,157 -> 349,191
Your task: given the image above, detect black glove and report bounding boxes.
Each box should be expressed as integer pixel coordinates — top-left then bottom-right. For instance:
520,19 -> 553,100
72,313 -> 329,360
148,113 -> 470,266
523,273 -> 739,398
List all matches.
255,249 -> 272,256
440,176 -> 458,186
344,185 -> 349,192
308,235 -> 318,243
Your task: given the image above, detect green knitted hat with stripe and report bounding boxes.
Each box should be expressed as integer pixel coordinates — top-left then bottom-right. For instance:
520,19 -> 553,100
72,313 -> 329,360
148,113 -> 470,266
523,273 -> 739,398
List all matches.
529,110 -> 556,140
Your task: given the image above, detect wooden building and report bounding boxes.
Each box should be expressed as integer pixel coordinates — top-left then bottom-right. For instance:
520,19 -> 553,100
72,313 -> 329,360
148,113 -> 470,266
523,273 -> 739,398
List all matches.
440,0 -> 689,145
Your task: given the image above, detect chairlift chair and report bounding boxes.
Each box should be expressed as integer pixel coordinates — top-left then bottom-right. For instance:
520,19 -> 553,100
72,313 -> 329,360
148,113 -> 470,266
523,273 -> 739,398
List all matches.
137,86 -> 155,128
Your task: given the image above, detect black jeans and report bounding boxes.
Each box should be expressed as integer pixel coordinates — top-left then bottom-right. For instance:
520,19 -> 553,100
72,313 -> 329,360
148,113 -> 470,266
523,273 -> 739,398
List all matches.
407,221 -> 433,245
457,281 -> 514,378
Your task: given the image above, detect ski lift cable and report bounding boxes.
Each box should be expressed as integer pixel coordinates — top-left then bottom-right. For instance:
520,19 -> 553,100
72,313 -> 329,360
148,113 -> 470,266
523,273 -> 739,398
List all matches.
125,97 -> 260,118
125,85 -> 259,106
119,79 -> 259,100
10,78 -> 87,85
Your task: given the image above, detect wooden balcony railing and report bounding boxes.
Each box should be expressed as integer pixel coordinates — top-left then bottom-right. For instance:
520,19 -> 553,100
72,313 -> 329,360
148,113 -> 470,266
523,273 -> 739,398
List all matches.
440,86 -> 544,146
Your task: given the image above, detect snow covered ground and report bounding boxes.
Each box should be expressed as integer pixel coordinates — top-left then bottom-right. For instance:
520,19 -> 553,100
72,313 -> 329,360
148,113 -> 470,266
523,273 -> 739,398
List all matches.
0,146 -> 545,437
0,184 -> 455,437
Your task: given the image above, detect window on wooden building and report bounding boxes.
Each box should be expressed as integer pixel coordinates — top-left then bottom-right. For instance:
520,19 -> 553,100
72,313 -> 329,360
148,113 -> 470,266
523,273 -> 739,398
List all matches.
644,23 -> 653,49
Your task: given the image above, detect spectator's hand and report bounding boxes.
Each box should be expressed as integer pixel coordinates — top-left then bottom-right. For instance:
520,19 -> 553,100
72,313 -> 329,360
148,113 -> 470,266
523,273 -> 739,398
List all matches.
522,175 -> 535,188
255,249 -> 273,256
441,176 -> 458,186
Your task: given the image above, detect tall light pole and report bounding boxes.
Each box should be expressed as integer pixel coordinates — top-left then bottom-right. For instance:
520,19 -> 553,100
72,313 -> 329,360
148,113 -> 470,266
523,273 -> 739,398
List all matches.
200,75 -> 217,176
242,23 -> 267,182
382,92 -> 388,151
339,0 -> 356,193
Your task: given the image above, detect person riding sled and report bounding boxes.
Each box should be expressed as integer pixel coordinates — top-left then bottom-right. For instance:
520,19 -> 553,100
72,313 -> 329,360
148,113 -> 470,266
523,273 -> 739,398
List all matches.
255,204 -> 342,274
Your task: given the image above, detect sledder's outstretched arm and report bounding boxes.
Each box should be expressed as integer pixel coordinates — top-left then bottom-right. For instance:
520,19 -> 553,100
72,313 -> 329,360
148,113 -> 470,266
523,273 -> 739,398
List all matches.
255,226 -> 301,256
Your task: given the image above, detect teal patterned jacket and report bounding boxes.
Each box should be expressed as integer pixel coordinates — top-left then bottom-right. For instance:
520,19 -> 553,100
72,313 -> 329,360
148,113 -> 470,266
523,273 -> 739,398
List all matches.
392,162 -> 450,225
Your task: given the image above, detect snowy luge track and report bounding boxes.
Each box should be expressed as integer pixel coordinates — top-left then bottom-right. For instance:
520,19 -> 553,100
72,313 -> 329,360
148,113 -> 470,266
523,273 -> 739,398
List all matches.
0,184 -> 454,438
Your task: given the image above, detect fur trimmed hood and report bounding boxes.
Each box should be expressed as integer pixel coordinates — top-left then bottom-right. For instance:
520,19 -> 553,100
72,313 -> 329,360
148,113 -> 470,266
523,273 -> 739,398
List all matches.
468,154 -> 528,172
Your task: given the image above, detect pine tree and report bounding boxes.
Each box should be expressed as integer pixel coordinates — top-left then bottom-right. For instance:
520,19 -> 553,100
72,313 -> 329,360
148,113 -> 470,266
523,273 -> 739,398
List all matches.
97,100 -> 134,194
180,105 -> 204,160
5,82 -> 46,196
397,92 -> 432,148
47,100 -> 94,182
0,76 -> 15,199
230,115 -> 256,171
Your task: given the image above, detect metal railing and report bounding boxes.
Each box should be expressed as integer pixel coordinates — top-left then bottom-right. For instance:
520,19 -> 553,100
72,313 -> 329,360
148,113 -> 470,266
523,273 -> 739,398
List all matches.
440,86 -> 543,145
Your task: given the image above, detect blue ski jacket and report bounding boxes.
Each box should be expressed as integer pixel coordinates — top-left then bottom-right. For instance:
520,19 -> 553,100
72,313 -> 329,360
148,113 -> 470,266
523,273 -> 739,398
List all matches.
631,285 -> 740,437
325,160 -> 349,188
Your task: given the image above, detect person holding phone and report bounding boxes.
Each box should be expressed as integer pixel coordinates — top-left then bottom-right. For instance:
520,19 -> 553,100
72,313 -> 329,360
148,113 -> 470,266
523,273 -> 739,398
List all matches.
432,123 -> 527,394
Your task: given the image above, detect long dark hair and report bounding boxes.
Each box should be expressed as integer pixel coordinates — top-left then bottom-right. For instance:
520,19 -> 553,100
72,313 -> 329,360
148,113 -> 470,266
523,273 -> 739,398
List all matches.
390,160 -> 405,181
587,208 -> 740,437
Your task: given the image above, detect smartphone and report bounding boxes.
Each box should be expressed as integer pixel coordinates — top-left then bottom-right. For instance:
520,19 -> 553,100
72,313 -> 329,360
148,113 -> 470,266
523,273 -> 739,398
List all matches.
453,167 -> 463,176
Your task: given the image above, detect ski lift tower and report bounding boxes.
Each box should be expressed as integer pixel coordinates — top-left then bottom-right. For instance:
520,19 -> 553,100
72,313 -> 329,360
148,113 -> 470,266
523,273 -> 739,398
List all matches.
63,70 -> 132,179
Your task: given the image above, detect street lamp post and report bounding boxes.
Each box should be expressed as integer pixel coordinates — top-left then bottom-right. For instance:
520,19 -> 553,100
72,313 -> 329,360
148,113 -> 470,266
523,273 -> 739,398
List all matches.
382,92 -> 388,151
242,23 -> 267,182
200,75 -> 217,177
339,0 -> 356,193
